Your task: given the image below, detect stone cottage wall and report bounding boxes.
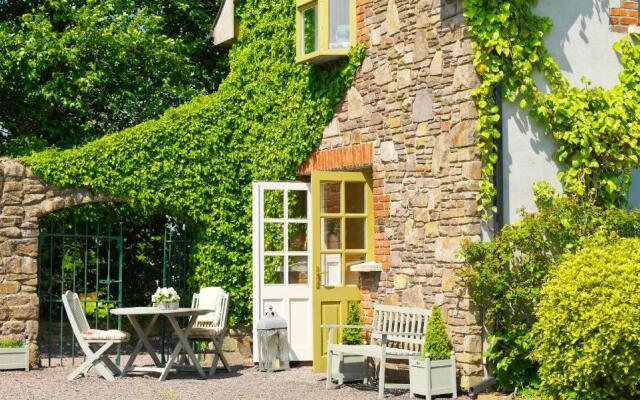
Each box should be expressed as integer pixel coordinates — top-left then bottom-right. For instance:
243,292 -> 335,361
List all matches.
300,0 -> 483,388
0,159 -> 109,365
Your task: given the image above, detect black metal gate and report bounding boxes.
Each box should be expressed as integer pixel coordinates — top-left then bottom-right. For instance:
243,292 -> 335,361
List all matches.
37,221 -> 123,367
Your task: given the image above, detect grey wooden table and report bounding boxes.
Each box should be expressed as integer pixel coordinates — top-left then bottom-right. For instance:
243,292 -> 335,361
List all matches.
110,307 -> 210,381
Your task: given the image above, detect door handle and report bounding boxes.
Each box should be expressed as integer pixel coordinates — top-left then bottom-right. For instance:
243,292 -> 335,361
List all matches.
315,265 -> 320,289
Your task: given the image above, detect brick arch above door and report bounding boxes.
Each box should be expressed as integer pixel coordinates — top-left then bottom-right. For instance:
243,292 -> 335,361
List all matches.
298,143 -> 373,175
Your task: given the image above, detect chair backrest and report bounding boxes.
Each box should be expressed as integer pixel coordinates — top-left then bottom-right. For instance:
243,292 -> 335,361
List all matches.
192,287 -> 229,331
61,291 -> 91,338
370,303 -> 431,352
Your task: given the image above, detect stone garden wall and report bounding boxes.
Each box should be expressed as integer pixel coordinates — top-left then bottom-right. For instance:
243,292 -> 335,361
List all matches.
0,159 -> 109,365
300,0 -> 484,388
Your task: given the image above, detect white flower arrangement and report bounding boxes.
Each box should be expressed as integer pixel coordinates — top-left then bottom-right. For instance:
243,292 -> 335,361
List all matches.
151,287 -> 180,304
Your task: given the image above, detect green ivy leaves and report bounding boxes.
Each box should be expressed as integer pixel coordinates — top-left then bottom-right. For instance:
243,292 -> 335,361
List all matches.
464,0 -> 640,215
23,0 -> 364,326
535,239 -> 640,399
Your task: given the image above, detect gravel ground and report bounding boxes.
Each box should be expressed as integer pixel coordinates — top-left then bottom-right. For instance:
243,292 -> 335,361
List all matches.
1,351 -> 423,400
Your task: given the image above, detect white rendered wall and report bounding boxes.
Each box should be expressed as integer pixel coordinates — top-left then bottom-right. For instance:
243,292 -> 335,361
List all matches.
501,0 -> 634,224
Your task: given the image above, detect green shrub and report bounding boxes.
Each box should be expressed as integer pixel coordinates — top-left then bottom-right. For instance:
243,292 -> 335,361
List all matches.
534,238 -> 640,399
342,301 -> 363,345
423,306 -> 451,360
0,337 -> 23,348
0,327 -> 25,348
461,182 -> 640,390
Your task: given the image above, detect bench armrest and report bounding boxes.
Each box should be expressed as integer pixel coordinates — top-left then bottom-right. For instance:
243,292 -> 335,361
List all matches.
323,324 -> 372,346
378,331 -> 425,337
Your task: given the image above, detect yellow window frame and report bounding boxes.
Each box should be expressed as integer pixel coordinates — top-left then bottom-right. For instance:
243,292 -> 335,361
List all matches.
296,0 -> 357,64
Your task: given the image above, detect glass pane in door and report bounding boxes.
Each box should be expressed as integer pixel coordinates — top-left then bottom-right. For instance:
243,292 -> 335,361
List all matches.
289,190 -> 308,218
288,223 -> 308,251
321,182 -> 341,213
345,182 -> 365,213
345,253 -> 365,285
264,190 -> 284,218
264,256 -> 284,284
288,256 -> 309,284
345,218 -> 365,249
321,218 -> 342,250
264,223 -> 284,251
321,254 -> 342,286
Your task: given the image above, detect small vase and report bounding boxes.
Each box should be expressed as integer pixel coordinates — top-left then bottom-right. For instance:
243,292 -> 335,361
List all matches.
156,301 -> 179,310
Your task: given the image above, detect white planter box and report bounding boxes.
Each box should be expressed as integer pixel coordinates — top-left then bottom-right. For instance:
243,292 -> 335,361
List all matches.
409,353 -> 457,399
0,342 -> 29,371
329,352 -> 370,384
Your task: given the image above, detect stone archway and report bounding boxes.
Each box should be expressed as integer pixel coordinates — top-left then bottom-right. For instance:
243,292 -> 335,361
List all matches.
0,159 -> 112,365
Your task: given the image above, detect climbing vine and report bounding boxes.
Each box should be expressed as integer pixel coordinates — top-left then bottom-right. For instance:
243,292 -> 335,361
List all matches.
23,0 -> 364,326
464,0 -> 640,215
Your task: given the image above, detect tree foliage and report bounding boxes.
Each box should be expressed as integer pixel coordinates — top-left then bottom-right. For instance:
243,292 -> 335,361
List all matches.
464,0 -> 640,215
535,239 -> 640,399
422,306 -> 451,361
24,0 -> 365,326
0,0 -> 227,153
342,301 -> 364,345
461,182 -> 640,390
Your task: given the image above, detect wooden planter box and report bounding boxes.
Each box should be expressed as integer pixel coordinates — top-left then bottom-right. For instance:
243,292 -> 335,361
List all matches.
329,352 -> 370,384
409,353 -> 457,399
0,341 -> 29,371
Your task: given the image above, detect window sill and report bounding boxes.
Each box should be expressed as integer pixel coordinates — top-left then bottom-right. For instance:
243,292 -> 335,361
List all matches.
296,48 -> 351,64
349,261 -> 382,272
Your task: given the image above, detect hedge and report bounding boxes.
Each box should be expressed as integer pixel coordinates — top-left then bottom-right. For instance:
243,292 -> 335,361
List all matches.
535,238 -> 640,399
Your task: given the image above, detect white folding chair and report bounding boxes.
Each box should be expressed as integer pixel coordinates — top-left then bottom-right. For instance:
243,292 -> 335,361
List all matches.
61,291 -> 129,381
186,287 -> 231,376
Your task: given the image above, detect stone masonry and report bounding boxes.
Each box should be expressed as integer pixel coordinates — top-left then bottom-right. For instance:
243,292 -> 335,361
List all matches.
300,0 -> 484,388
0,159 -> 109,366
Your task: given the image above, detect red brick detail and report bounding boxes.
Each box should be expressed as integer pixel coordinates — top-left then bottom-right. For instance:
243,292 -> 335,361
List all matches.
372,164 -> 390,271
610,1 -> 639,33
298,143 -> 373,174
356,0 -> 369,44
355,163 -> 389,328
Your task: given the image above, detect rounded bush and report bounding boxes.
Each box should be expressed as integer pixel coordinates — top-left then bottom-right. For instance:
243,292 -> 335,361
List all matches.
535,238 -> 640,399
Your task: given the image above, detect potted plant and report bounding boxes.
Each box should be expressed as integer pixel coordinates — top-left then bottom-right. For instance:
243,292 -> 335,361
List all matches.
151,287 -> 181,310
409,306 -> 457,399
329,302 -> 371,384
0,327 -> 29,371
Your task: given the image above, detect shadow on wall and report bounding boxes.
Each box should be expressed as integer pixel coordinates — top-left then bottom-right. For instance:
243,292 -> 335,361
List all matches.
441,0 -> 466,29
534,0 -> 620,77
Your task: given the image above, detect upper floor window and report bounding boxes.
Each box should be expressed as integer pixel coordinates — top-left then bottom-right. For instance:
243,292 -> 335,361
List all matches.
296,0 -> 356,63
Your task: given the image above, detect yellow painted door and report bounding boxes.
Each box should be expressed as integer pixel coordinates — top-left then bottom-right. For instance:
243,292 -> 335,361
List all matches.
311,171 -> 373,372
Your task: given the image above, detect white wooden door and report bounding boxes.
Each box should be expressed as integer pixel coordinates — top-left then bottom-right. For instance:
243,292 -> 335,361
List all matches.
252,181 -> 312,362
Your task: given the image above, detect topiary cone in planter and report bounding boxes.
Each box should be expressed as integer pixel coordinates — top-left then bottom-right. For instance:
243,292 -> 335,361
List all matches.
329,302 -> 372,385
409,306 -> 457,399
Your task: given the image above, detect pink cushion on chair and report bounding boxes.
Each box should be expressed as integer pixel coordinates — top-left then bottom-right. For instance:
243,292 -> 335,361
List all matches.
82,329 -> 130,341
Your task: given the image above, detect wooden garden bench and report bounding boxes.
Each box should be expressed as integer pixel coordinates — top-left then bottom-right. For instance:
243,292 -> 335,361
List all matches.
324,303 -> 430,399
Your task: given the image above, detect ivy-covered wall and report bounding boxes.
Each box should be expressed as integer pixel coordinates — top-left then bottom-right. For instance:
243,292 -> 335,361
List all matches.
22,0 -> 364,326
500,0 -> 636,223
465,0 -> 640,216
